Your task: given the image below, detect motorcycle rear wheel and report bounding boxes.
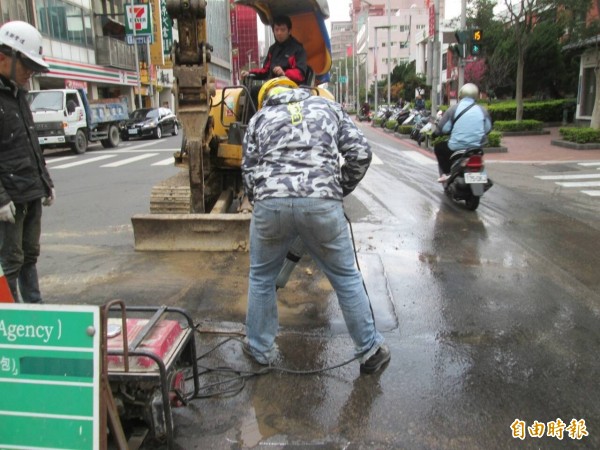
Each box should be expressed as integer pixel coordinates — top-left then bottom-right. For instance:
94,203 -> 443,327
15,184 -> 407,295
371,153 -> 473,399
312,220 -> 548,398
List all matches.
465,196 -> 480,211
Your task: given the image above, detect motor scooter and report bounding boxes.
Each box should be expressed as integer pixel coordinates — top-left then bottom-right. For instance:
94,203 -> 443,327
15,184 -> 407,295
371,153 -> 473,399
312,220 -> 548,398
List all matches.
440,148 -> 493,211
357,109 -> 373,122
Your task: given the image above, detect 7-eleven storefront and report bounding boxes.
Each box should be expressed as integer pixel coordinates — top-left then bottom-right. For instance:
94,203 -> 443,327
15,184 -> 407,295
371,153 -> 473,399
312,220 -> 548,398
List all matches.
31,57 -> 141,110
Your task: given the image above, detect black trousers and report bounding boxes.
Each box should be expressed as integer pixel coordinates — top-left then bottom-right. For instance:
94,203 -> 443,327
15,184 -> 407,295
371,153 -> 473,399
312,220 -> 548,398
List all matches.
434,140 -> 453,174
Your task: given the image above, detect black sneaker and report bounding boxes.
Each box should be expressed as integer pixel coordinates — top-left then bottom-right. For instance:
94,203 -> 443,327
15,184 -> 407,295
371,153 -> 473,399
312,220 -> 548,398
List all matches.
360,344 -> 391,374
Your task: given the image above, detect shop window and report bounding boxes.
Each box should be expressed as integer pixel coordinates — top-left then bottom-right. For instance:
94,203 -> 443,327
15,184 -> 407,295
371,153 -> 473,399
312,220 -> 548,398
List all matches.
36,0 -> 93,48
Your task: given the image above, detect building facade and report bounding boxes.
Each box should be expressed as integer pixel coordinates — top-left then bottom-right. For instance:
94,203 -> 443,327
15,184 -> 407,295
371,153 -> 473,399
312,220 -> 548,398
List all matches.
1,0 -> 235,110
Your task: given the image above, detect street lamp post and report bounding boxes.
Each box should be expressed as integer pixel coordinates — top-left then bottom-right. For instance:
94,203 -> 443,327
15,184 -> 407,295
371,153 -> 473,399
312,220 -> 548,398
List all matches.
374,26 -> 391,112
356,0 -> 372,112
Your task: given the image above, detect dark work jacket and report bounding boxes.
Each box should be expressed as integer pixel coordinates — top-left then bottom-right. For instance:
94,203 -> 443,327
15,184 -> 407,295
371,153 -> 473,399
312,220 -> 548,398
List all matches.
0,75 -> 53,207
250,35 -> 307,84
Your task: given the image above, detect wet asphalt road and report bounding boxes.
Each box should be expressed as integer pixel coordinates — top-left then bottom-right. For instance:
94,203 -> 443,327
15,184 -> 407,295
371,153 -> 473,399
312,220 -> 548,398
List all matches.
36,129 -> 599,449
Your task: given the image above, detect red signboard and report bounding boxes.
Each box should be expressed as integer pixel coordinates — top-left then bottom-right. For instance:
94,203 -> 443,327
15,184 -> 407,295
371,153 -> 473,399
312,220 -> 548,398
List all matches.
429,5 -> 435,37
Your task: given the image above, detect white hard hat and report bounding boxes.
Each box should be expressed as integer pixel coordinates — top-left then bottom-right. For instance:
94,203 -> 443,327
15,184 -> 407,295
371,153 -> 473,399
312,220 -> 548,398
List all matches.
0,21 -> 49,72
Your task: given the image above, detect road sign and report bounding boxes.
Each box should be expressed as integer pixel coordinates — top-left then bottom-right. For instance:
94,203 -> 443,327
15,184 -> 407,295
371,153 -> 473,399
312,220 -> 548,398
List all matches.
127,34 -> 152,45
0,304 -> 101,450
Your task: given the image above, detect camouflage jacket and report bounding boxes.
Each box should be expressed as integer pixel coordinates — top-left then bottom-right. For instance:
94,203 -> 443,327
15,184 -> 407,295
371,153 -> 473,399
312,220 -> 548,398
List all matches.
242,88 -> 371,204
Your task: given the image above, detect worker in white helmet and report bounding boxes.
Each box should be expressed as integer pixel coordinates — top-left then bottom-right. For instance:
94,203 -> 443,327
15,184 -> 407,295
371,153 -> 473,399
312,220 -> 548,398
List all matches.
0,21 -> 55,303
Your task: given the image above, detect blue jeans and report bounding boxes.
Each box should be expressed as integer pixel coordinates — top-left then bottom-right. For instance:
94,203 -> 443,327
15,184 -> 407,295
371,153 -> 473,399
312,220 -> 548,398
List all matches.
246,197 -> 384,364
0,199 -> 43,303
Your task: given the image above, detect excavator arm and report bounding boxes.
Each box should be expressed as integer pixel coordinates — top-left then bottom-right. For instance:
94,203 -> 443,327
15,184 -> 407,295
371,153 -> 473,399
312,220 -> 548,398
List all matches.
166,0 -> 214,213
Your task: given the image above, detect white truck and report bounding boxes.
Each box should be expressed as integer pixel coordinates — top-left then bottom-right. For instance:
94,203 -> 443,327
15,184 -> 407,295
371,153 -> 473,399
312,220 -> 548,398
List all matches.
27,88 -> 129,154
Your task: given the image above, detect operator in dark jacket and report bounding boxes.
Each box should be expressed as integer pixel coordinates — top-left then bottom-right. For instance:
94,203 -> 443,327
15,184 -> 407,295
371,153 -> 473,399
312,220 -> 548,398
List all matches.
241,15 -> 307,84
0,21 -> 55,303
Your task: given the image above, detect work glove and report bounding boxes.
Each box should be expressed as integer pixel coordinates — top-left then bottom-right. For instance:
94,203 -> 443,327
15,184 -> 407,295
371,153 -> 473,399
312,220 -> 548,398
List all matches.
0,201 -> 16,223
42,188 -> 56,207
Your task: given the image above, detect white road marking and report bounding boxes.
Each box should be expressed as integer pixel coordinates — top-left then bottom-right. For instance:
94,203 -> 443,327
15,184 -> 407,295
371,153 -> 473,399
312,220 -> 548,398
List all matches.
101,153 -> 159,167
51,154 -> 116,169
152,157 -> 177,166
578,162 -> 600,167
403,150 -> 437,165
535,173 -> 600,180
556,181 -> 600,188
45,156 -> 77,164
581,190 -> 600,196
372,143 -> 437,165
371,152 -> 383,165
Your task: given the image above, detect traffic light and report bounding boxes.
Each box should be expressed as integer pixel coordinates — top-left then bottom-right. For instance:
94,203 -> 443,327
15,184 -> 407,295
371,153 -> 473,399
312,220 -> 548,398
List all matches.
449,44 -> 465,59
453,30 -> 469,59
455,30 -> 469,45
470,28 -> 483,56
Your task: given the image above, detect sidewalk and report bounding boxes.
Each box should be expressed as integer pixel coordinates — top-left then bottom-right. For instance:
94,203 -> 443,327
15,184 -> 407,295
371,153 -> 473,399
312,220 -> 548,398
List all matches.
372,123 -> 600,163
487,127 -> 600,162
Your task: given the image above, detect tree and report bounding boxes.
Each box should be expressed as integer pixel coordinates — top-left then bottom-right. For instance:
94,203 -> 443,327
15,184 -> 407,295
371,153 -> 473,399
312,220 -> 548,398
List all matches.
503,0 -> 540,121
465,59 -> 486,86
523,21 -> 565,97
390,61 -> 426,101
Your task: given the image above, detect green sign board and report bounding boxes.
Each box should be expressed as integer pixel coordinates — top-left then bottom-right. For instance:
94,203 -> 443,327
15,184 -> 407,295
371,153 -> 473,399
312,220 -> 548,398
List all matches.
160,0 -> 173,57
0,304 -> 100,450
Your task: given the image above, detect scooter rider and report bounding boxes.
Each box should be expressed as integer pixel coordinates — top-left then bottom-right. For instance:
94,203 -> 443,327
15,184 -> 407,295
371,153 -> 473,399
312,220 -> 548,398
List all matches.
433,83 -> 492,183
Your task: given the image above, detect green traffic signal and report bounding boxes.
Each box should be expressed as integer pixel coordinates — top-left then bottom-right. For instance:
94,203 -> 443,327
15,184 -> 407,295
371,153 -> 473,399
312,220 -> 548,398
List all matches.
470,28 -> 482,56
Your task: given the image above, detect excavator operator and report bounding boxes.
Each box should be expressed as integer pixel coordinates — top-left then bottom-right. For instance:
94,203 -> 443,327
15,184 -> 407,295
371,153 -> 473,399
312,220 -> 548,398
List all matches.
240,15 -> 307,84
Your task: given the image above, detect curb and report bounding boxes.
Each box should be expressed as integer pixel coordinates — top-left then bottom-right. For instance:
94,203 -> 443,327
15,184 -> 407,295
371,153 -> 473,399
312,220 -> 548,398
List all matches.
500,130 -> 551,136
551,139 -> 600,151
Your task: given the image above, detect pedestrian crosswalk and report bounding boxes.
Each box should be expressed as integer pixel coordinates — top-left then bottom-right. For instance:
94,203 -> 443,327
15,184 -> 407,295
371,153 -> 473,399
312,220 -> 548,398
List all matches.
46,149 -> 179,169
535,162 -> 600,197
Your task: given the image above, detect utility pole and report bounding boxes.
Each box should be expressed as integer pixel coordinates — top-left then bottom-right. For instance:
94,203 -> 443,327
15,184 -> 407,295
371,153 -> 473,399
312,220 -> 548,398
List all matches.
374,29 -> 378,114
130,0 -> 142,109
431,0 -> 440,115
345,54 -> 349,108
458,0 -> 466,89
386,0 -> 391,106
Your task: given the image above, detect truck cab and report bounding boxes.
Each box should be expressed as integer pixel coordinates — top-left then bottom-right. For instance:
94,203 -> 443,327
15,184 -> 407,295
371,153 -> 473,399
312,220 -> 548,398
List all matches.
28,89 -> 128,154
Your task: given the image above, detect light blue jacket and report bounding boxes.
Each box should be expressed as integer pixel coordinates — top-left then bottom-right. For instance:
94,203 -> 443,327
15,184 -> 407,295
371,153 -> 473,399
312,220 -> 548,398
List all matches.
437,98 -> 492,151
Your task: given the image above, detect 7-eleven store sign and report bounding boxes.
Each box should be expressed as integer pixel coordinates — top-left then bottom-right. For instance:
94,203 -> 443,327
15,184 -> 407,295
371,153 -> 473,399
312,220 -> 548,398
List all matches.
125,4 -> 152,36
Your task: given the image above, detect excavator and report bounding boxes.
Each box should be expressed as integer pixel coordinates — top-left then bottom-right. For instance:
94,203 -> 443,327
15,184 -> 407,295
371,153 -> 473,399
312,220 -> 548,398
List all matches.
132,0 -> 333,251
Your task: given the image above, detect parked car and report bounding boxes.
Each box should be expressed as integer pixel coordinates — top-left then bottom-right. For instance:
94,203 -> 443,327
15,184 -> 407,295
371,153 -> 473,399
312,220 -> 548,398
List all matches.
120,107 -> 179,140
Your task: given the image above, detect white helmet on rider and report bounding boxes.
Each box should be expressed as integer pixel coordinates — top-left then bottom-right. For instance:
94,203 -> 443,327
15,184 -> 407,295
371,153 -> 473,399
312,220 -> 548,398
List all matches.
459,83 -> 479,100
0,21 -> 49,73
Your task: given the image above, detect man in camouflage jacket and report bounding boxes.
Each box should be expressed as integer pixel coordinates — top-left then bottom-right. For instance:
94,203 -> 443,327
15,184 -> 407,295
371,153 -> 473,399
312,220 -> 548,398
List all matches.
241,85 -> 390,374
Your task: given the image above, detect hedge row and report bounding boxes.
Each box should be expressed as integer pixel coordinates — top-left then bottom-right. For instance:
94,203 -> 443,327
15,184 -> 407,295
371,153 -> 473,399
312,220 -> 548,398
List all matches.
493,120 -> 544,132
559,127 -> 600,144
486,99 -> 576,122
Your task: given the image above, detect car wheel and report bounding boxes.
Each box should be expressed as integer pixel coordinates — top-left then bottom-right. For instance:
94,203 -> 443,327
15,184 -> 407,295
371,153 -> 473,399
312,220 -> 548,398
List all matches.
154,126 -> 162,139
172,123 -> 179,136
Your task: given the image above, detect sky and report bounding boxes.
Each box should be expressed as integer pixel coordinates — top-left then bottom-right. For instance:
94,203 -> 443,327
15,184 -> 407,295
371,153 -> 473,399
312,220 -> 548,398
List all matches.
326,0 -> 462,22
